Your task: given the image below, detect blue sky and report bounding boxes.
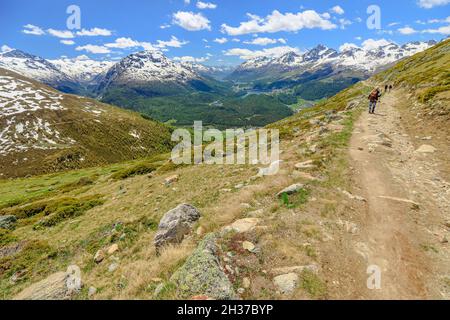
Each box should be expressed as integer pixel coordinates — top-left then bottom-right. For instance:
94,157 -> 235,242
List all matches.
0,0 -> 449,65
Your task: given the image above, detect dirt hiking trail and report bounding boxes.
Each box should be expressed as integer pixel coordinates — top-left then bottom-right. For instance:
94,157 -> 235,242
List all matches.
347,89 -> 450,299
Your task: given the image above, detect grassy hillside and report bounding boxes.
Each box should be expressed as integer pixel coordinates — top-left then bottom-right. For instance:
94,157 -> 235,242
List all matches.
0,68 -> 174,178
374,38 -> 450,110
0,40 -> 448,300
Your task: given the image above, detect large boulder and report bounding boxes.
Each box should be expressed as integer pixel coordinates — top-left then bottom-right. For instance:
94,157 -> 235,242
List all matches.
14,265 -> 82,300
169,234 -> 236,300
0,215 -> 17,230
154,204 -> 201,252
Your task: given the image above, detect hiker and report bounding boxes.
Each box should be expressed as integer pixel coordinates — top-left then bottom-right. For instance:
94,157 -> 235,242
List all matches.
389,84 -> 393,92
385,84 -> 388,92
368,88 -> 382,114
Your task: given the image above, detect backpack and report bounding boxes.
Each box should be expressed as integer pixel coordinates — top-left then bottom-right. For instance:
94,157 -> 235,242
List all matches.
369,90 -> 379,100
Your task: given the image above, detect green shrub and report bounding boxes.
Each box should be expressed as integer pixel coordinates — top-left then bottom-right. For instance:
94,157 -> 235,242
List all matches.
34,195 -> 105,229
111,162 -> 158,180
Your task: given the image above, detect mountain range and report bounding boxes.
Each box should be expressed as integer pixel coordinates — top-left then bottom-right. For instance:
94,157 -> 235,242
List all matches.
0,40 -> 438,127
0,67 -> 173,178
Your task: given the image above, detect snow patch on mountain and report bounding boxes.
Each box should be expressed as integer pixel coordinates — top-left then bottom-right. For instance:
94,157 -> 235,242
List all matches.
49,56 -> 114,83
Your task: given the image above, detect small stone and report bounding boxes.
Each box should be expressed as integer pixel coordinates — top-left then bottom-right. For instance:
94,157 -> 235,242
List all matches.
108,263 -> 119,273
242,241 -> 256,252
196,226 -> 206,236
295,160 -> 315,169
237,288 -> 245,294
242,277 -> 251,289
107,244 -> 119,255
94,250 -> 105,264
0,215 -> 17,230
226,218 -> 261,233
415,144 -> 436,153
151,277 -> 163,283
88,286 -> 97,297
273,273 -> 298,295
164,175 -> 179,186
276,184 -> 304,197
234,183 -> 244,189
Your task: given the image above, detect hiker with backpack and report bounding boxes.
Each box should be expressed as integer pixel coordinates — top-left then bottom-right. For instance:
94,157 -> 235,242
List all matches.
368,88 -> 382,114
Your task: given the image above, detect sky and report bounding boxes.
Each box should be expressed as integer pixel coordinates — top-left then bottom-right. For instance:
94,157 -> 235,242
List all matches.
0,0 -> 449,65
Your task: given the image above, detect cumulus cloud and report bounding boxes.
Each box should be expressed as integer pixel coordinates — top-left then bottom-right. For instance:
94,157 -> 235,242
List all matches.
418,0 -> 450,8
76,28 -> 112,36
76,44 -> 111,54
221,10 -> 337,36
244,37 -> 286,46
423,24 -> 450,34
60,40 -> 75,45
22,24 -> 45,36
224,46 -> 300,60
47,29 -> 75,39
213,37 -> 228,44
196,1 -> 217,9
331,5 -> 345,15
156,36 -> 189,48
105,37 -> 142,48
172,11 -> 211,31
398,27 -> 418,34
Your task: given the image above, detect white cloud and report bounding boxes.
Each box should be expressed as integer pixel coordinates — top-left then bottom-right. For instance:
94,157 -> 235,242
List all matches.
76,28 -> 112,36
172,11 -> 211,31
361,39 -> 391,50
418,0 -> 450,9
398,27 -> 417,35
339,18 -> 352,29
173,55 -> 209,63
388,22 -> 401,27
156,36 -> 189,48
213,37 -> 228,44
423,24 -> 450,34
76,44 -> 111,54
243,37 -> 286,46
224,46 -> 300,60
184,0 -> 190,4
221,10 -> 337,36
105,37 -> 142,48
47,29 -> 75,39
232,38 -> 241,42
22,24 -> 45,36
60,40 -> 75,45
1,45 -> 13,53
196,1 -> 217,9
160,24 -> 171,29
331,6 -> 345,15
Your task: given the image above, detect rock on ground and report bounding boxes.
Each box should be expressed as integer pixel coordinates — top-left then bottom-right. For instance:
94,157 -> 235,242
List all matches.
273,273 -> 298,295
276,184 -> 304,197
224,218 -> 261,234
14,265 -> 82,300
154,204 -> 201,252
0,215 -> 17,230
169,234 -> 236,300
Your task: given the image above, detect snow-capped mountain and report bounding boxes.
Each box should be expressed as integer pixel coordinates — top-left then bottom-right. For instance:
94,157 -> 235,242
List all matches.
0,49 -> 75,87
49,56 -> 114,84
0,67 -> 172,178
228,40 -> 437,82
0,49 -> 113,94
98,50 -> 199,87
